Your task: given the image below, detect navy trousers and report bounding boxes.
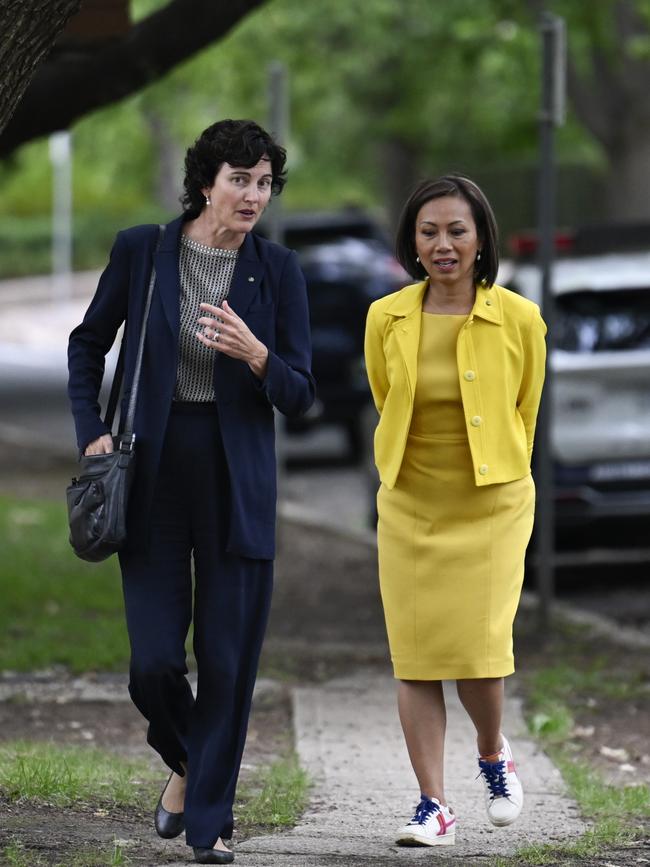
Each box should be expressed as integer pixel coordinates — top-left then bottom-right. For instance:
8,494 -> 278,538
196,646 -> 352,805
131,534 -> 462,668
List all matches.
119,402 -> 273,848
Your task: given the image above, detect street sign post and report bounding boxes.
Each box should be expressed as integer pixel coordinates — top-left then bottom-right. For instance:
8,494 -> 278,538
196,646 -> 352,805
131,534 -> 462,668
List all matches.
535,13 -> 566,631
267,62 -> 290,502
49,130 -> 73,300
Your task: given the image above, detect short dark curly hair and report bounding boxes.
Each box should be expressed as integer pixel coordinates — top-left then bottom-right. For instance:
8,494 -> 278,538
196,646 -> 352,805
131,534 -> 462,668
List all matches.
181,119 -> 287,216
395,175 -> 499,288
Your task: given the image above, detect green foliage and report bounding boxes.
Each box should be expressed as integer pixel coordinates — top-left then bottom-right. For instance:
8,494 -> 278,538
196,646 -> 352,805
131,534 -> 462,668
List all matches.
1,747 -> 308,863
555,753 -> 650,819
493,823 -> 636,865
66,845 -> 131,867
237,754 -> 309,830
491,815 -> 643,865
506,640 -> 650,867
0,496 -> 128,672
491,736 -> 650,866
1,839 -> 40,867
0,207 -> 163,278
528,702 -> 573,741
0,740 -> 157,807
0,214 -> 51,278
1,838 -> 132,867
531,659 -> 648,702
1,0 -> 647,276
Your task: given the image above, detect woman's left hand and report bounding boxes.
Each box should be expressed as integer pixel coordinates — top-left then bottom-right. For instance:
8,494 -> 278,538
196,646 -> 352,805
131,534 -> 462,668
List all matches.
197,299 -> 269,379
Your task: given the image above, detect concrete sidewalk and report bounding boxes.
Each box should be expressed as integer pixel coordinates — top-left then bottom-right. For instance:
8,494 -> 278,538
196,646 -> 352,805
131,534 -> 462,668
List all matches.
154,669 -> 586,866
234,670 -> 586,865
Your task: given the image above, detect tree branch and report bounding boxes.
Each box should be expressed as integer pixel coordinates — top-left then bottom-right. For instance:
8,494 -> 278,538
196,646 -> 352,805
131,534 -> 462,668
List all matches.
0,0 -> 82,140
0,0 -> 267,158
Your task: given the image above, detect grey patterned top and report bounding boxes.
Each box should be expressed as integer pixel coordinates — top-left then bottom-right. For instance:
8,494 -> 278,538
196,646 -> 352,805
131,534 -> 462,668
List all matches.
174,235 -> 239,402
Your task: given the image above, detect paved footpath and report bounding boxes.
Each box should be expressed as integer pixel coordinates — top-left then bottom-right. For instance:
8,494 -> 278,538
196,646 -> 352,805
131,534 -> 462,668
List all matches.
159,669 -> 586,866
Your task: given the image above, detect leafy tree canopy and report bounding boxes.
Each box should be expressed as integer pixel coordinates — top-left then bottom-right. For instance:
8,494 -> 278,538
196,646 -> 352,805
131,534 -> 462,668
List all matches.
2,0 -> 649,235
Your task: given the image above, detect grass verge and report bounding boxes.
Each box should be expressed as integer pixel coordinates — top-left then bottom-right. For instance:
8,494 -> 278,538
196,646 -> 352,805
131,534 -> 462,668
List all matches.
0,740 -> 158,808
492,613 -> 650,865
1,838 -> 131,867
0,496 -> 128,672
236,754 -> 310,833
0,742 -> 309,862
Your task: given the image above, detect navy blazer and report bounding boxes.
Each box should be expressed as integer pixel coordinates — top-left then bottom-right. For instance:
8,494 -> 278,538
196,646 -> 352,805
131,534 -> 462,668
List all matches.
68,214 -> 315,560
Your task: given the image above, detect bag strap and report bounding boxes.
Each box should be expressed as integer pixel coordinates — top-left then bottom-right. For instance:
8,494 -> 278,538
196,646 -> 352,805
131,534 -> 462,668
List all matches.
104,337 -> 125,433
105,224 -> 165,450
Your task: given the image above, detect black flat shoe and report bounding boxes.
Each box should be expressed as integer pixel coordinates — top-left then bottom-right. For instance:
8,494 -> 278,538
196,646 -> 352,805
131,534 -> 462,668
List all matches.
193,846 -> 234,864
154,773 -> 185,839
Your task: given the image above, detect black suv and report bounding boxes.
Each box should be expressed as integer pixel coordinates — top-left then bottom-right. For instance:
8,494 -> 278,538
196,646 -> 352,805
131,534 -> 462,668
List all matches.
257,210 -> 408,456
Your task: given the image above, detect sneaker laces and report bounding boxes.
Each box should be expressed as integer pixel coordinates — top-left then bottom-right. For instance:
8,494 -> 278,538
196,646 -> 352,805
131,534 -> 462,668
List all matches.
478,758 -> 510,800
408,796 -> 440,825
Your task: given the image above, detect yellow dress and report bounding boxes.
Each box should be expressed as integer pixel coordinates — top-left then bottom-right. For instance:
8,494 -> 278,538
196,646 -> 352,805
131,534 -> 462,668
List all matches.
377,313 -> 535,680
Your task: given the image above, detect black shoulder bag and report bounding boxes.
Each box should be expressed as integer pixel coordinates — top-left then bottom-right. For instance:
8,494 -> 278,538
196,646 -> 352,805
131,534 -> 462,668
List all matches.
66,224 -> 164,562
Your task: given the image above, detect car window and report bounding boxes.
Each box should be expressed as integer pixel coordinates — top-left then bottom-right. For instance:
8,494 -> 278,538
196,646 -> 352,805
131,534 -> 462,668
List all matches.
555,288 -> 650,352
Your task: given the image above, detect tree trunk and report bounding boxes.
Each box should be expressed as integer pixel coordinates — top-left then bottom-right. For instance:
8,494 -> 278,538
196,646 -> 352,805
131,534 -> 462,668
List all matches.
562,1 -> 650,222
380,137 -> 422,235
604,131 -> 650,221
0,0 -> 82,136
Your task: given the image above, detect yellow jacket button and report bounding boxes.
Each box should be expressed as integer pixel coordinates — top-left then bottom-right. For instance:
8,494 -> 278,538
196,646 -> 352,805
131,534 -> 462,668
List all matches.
479,464 -> 489,475
485,298 -> 493,306
464,370 -> 476,381
471,415 -> 482,427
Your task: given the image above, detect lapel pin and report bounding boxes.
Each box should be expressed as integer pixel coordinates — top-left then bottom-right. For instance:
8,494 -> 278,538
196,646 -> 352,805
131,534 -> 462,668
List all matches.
248,276 -> 255,282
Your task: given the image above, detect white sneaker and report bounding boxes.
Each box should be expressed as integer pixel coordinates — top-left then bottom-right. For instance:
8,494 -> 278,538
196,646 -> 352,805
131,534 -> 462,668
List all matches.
477,734 -> 524,826
395,795 -> 456,846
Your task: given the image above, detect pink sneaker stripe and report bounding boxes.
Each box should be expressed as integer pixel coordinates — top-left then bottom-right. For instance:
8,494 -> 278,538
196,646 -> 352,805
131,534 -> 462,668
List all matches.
436,812 -> 456,835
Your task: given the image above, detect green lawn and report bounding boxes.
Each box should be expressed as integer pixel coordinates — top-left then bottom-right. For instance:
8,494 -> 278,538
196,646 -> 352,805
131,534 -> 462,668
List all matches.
0,741 -> 308,866
0,496 -> 128,672
1,839 -> 131,867
0,740 -> 157,808
236,756 -> 309,833
492,613 -> 650,866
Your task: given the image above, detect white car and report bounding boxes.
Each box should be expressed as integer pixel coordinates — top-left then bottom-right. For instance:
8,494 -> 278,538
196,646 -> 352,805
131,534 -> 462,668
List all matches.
508,250 -> 650,544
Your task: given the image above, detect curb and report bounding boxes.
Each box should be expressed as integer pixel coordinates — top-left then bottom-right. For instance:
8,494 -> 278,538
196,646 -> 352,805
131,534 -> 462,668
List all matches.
279,500 -> 650,652
523,593 -> 650,650
0,422 -> 72,462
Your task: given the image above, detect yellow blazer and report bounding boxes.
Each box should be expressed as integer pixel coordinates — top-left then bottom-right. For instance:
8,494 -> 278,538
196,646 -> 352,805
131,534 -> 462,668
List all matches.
364,280 -> 547,489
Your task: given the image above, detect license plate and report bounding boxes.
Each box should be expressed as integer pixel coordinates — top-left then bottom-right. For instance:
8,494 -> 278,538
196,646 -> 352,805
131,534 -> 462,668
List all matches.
589,461 -> 650,482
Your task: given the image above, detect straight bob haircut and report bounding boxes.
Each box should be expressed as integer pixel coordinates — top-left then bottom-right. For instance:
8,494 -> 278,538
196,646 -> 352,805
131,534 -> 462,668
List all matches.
395,175 -> 499,288
182,118 -> 287,217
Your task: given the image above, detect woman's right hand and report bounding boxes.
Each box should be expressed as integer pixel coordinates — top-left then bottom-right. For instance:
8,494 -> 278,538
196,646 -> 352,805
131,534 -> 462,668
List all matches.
84,434 -> 114,456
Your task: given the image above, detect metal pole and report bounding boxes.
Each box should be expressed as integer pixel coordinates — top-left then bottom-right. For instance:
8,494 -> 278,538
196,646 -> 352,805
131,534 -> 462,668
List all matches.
535,13 -> 565,631
267,61 -> 290,505
49,131 -> 73,300
267,61 -> 289,246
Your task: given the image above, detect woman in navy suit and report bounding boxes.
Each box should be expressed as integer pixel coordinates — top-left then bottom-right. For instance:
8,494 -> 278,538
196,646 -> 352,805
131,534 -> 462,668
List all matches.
68,119 -> 314,864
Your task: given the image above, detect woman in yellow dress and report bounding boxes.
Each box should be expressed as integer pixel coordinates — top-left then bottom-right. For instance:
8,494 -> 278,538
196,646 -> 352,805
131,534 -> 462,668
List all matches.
364,175 -> 546,848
